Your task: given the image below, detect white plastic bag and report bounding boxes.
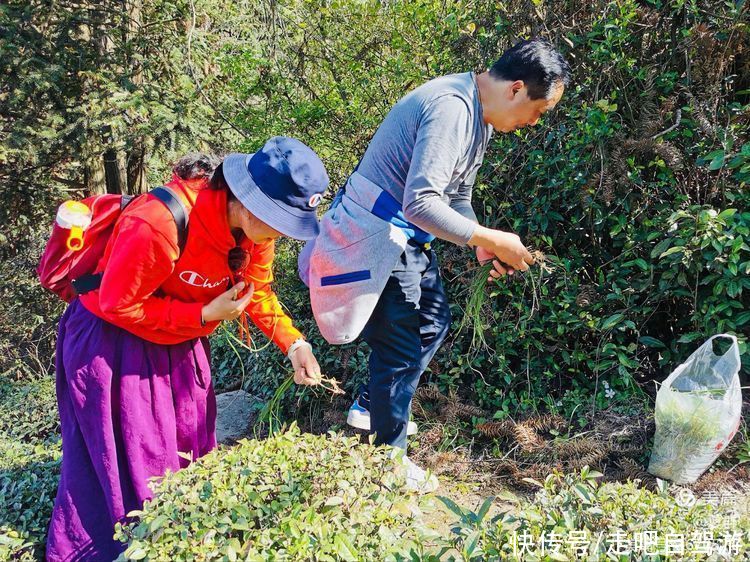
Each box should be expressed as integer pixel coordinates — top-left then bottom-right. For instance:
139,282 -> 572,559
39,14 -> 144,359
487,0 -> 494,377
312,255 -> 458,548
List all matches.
648,334 -> 743,484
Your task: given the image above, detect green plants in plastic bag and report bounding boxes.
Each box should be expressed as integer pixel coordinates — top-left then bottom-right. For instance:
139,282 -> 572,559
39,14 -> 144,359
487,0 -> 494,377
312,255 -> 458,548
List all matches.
648,334 -> 743,484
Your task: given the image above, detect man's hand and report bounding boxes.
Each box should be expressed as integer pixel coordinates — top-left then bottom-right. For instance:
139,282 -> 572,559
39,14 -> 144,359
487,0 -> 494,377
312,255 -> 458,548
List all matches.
476,246 -> 515,281
469,225 -> 534,272
201,281 -> 254,323
290,343 -> 322,386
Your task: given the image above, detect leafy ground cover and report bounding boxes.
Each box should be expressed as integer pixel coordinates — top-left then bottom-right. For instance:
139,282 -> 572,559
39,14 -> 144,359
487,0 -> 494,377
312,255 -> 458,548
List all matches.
1,375 -> 749,561
0,376 -> 62,561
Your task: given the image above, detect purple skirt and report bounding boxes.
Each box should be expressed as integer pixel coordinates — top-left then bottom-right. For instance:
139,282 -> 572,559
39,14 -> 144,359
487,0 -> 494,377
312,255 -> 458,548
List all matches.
46,300 -> 217,562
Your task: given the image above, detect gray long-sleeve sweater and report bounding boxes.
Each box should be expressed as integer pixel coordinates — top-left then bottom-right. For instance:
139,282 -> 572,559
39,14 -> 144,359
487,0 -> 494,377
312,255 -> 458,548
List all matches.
356,72 -> 493,245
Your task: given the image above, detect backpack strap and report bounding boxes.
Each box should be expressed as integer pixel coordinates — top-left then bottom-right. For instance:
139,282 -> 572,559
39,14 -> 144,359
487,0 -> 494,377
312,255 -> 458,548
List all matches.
150,185 -> 189,254
72,272 -> 104,294
120,194 -> 135,209
72,186 -> 190,296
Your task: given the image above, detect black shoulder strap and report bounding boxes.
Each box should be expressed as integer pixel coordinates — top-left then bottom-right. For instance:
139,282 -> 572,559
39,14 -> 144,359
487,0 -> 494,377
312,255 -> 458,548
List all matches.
150,185 -> 189,254
72,186 -> 190,296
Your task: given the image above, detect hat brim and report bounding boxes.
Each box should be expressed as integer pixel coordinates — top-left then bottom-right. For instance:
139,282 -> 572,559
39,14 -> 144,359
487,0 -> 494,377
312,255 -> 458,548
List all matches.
223,153 -> 320,241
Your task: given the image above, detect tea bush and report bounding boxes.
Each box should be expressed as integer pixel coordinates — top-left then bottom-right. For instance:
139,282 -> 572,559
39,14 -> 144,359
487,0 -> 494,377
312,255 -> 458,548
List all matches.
114,425 -> 438,561
0,375 -> 59,443
0,438 -> 62,561
442,468 -> 750,561
0,376 -> 61,561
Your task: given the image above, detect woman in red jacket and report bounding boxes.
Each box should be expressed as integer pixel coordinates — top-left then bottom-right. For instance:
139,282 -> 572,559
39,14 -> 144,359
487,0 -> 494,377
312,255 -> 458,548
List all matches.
47,137 -> 328,562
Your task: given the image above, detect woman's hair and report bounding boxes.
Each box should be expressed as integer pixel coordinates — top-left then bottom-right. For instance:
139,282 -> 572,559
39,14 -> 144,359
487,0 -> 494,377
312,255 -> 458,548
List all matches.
172,152 -> 221,180
209,162 -> 246,271
208,163 -> 238,200
228,246 -> 248,271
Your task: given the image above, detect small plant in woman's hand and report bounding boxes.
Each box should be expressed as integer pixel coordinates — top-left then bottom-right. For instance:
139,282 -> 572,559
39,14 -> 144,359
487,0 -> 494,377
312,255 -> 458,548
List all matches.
201,281 -> 254,323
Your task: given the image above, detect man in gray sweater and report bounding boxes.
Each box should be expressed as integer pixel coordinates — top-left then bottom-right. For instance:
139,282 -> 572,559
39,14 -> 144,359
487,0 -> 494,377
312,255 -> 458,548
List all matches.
304,38 -> 570,492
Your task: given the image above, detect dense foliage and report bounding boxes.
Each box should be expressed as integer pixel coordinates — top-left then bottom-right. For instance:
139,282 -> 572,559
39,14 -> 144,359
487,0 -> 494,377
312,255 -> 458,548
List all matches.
3,0 -> 748,407
113,426 -> 436,561
443,468 -> 750,560
1,0 -> 749,559
0,377 -> 62,561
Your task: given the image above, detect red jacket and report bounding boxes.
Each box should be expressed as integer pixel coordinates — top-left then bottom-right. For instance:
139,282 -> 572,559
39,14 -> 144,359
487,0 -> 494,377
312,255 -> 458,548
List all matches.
79,176 -> 304,353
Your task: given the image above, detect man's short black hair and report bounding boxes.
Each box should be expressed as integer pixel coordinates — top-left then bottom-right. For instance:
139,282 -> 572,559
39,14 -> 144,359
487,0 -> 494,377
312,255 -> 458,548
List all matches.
489,38 -> 571,100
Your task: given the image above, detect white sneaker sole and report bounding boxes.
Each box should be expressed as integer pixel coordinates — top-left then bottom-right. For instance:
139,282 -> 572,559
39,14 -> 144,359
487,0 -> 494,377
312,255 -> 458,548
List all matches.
397,454 -> 439,494
346,408 -> 418,436
405,474 -> 439,494
346,408 -> 371,431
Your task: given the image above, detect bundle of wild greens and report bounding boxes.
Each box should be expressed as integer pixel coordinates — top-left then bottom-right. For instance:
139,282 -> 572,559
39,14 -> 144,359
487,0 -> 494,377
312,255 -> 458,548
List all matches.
259,373 -> 344,435
457,262 -> 495,349
649,386 -> 732,483
459,250 -> 552,350
653,387 -> 725,443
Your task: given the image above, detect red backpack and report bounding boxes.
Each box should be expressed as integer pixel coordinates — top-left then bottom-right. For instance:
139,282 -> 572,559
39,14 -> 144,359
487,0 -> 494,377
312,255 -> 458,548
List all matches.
38,186 -> 188,303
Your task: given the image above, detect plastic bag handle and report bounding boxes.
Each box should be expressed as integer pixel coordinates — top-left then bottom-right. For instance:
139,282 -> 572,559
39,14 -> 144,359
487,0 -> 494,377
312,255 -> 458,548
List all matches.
703,333 -> 740,359
660,333 -> 741,389
704,333 -> 737,346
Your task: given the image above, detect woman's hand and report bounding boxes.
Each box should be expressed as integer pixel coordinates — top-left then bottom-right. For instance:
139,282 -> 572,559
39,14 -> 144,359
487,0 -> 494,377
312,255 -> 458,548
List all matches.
289,342 -> 322,386
201,281 -> 254,324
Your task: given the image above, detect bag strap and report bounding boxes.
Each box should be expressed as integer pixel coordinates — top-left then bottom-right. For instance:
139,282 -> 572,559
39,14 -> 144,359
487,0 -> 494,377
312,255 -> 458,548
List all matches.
150,185 -> 189,253
72,272 -> 104,294
120,194 -> 135,209
72,186 -> 190,295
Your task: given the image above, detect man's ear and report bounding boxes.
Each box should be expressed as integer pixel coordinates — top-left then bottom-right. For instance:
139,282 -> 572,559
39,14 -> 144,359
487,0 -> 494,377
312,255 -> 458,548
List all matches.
510,80 -> 525,98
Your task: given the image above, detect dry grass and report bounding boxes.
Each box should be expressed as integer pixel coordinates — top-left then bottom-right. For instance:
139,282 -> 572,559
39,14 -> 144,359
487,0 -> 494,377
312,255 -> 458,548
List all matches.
309,386 -> 748,499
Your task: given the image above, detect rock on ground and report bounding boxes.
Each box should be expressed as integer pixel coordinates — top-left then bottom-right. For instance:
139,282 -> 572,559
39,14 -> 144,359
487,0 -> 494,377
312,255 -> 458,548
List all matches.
215,390 -> 260,444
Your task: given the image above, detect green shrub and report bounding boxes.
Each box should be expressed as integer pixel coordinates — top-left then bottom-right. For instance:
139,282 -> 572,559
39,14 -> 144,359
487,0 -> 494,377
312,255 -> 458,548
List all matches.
0,438 -> 62,562
0,375 -> 59,442
0,375 -> 61,561
653,207 -> 750,357
442,468 -> 750,561
114,425 -> 438,561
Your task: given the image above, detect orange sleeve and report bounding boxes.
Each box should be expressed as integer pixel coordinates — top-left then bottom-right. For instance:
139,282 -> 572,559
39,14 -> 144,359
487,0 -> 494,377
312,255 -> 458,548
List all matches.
243,240 -> 303,354
97,214 -> 204,335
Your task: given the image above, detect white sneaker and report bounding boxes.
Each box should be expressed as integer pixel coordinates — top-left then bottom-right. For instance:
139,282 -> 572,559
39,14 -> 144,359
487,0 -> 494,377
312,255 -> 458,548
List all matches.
396,454 -> 439,494
346,397 -> 418,435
